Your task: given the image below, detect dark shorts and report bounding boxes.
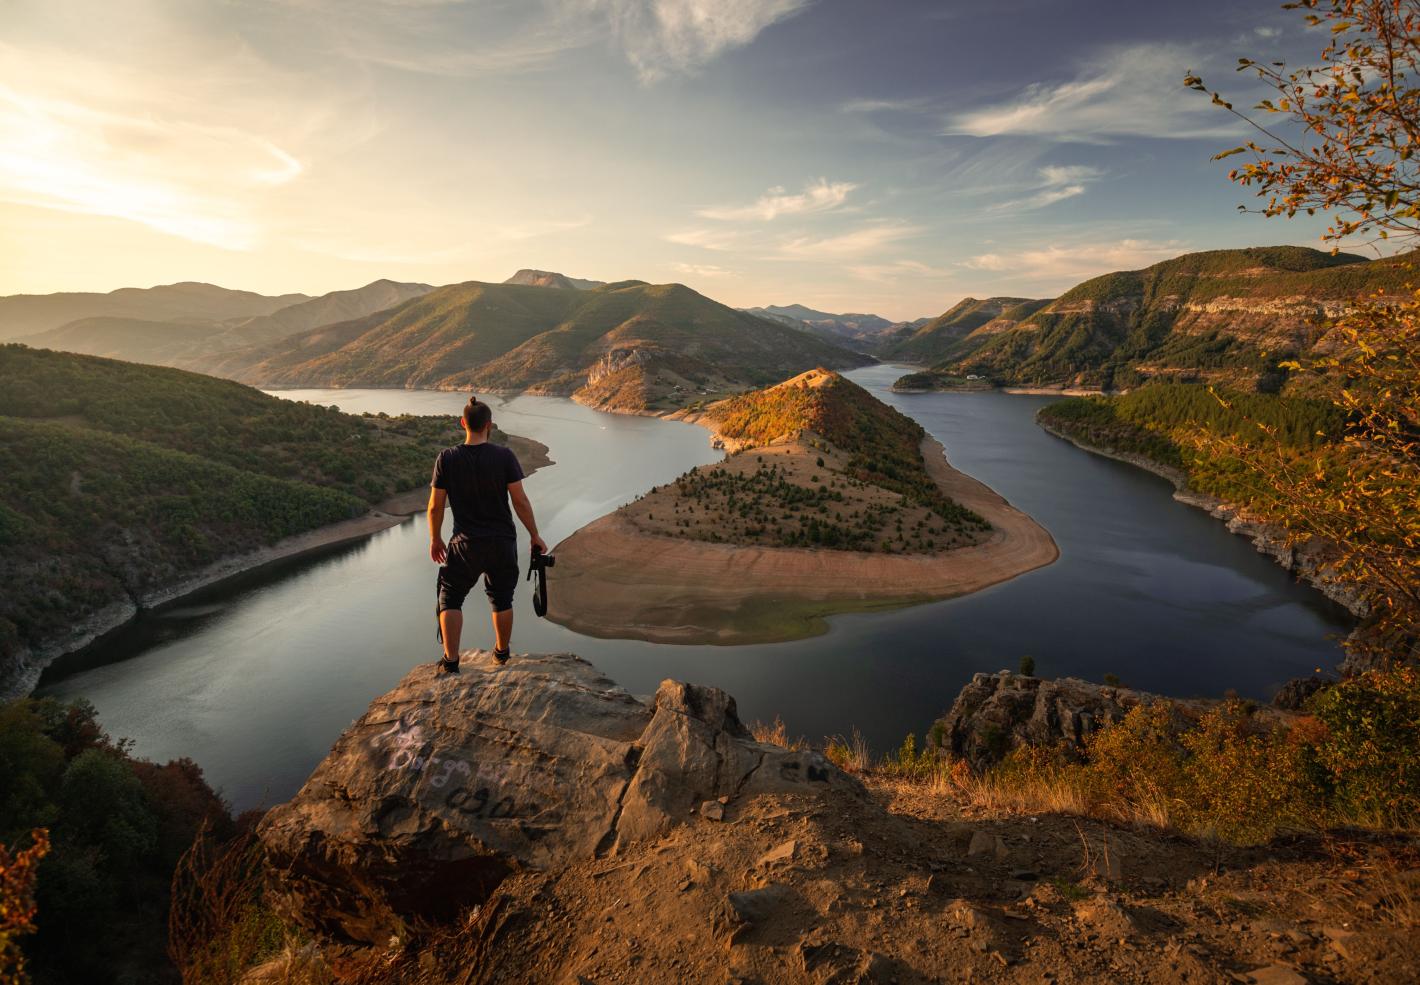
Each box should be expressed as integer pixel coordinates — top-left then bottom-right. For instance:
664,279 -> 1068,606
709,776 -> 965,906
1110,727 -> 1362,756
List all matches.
437,537 -> 519,613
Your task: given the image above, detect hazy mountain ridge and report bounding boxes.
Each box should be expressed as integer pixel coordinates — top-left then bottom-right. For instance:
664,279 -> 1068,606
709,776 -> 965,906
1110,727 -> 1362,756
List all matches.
901,246 -> 1411,391
17,280 -> 434,368
0,281 -> 310,341
740,303 -> 922,354
210,279 -> 872,414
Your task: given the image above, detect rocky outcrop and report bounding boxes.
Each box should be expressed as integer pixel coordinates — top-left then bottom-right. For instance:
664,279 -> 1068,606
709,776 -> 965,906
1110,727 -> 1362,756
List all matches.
584,346 -> 650,386
933,671 -> 1296,771
257,652 -> 849,943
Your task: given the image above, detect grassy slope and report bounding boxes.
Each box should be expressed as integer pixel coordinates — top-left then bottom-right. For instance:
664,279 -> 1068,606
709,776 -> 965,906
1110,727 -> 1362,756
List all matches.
884,297 -> 1047,364
209,280 -> 871,407
912,247 -> 1413,389
0,345 -> 467,670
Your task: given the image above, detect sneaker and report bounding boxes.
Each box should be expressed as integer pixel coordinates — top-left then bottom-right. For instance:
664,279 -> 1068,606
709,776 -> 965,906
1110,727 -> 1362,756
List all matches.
492,648 -> 510,666
437,657 -> 461,675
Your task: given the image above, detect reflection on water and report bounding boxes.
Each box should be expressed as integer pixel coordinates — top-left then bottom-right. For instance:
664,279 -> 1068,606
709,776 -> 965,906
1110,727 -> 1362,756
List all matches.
39,371 -> 1352,810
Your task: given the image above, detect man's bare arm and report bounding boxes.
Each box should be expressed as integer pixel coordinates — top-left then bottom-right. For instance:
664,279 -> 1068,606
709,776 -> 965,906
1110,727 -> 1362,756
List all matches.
428,488 -> 448,564
508,481 -> 547,553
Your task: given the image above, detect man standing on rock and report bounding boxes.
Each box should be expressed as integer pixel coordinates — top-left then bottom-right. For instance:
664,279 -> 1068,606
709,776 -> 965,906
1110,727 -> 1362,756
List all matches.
427,395 -> 546,672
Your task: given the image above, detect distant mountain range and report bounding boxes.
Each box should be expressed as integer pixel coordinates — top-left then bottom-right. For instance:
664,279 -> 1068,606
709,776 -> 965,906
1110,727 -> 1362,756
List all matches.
208,279 -> 872,414
17,280 -> 434,368
0,282 -> 311,341
897,246 -> 1413,392
741,304 -> 929,354
503,269 -> 605,290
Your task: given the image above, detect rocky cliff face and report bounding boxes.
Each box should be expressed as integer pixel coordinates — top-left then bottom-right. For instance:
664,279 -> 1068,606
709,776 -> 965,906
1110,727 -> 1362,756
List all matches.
257,652 -> 849,943
246,656 -> 1415,984
934,671 -> 1298,771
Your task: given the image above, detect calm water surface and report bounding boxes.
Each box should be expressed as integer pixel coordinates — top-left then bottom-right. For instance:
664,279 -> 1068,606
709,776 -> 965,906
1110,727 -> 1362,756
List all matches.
39,366 -> 1352,809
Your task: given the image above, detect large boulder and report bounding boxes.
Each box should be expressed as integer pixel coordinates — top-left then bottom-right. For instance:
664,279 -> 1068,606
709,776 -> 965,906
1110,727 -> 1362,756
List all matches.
257,652 -> 849,943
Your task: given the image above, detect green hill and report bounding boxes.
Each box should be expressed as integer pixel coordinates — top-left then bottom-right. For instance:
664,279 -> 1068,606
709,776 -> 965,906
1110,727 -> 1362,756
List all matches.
0,345 -> 470,684
208,279 -> 872,414
897,247 -> 1412,391
883,296 -> 1049,364
0,282 -> 309,342
19,280 -> 433,368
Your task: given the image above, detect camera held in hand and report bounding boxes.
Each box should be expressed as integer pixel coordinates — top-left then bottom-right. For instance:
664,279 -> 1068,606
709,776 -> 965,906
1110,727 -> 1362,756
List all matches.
528,545 -> 554,616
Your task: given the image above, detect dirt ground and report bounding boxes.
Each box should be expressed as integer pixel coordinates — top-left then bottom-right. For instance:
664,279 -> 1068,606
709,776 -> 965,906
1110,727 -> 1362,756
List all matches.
315,776 -> 1417,985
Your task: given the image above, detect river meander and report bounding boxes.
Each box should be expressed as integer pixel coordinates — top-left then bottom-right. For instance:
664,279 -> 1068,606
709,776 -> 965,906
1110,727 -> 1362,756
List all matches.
38,365 -> 1353,809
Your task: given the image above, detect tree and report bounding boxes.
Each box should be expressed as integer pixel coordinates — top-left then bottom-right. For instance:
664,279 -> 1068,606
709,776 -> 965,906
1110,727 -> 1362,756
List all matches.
1186,0 -> 1420,661
1187,0 -> 1420,247
0,829 -> 48,985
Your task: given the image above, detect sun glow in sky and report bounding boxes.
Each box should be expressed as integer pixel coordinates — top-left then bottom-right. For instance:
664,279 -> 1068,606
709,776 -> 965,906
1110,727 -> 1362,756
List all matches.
0,0 -> 1352,319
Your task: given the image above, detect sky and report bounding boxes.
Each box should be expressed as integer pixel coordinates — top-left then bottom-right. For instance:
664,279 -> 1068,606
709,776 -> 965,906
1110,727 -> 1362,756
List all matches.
0,0 -> 1362,320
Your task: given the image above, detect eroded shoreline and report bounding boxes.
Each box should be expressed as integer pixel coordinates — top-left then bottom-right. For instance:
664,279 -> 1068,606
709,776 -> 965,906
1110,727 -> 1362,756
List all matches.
546,434 -> 1059,645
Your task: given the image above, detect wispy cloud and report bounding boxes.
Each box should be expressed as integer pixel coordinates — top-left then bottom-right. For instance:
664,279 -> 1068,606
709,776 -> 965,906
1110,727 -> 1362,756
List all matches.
664,227 -> 741,251
775,221 -> 923,259
697,178 -> 857,221
839,96 -> 931,114
964,238 -> 1187,284
845,258 -> 954,283
588,0 -> 814,82
989,164 -> 1104,211
672,261 -> 733,277
942,43 -> 1243,142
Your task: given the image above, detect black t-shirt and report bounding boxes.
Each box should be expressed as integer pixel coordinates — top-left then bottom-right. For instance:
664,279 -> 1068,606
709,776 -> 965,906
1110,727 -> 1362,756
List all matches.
430,443 -> 525,541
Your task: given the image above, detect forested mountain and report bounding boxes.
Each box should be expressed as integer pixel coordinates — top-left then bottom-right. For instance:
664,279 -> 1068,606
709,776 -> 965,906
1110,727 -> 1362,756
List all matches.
897,247 -> 1412,391
0,282 -> 309,341
18,280 -> 433,369
503,269 -> 605,290
209,279 -> 872,414
882,296 -> 1050,364
0,345 -> 470,681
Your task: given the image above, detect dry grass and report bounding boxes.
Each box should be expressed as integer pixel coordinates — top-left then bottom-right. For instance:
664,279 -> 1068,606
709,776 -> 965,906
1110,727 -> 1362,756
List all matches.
750,716 -> 808,752
824,729 -> 871,773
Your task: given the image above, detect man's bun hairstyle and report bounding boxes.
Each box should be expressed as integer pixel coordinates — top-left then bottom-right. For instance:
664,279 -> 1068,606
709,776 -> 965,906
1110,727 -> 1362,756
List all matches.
463,395 -> 493,433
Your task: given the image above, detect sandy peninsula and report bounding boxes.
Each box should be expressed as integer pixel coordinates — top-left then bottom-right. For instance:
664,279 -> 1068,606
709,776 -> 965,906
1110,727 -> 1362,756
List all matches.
547,433 -> 1057,645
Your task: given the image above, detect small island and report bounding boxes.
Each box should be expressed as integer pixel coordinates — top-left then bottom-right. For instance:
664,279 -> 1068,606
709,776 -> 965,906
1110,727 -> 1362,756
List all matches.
547,369 -> 1058,643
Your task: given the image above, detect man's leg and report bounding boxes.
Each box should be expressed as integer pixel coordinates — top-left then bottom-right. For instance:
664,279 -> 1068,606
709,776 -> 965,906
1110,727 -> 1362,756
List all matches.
484,539 -> 519,662
435,543 -> 474,669
439,609 -> 463,663
491,608 -> 513,653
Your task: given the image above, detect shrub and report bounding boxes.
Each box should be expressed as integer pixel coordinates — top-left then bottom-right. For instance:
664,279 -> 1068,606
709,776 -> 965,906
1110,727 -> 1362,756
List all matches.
1019,655 -> 1036,677
1179,704 -> 1317,844
1309,666 -> 1420,825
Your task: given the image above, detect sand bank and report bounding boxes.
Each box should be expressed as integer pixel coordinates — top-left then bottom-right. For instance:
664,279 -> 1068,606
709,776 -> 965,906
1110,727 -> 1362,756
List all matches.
546,436 -> 1058,645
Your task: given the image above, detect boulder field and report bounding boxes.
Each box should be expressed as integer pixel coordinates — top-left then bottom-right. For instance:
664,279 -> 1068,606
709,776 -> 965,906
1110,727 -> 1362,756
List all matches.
253,653 -> 1416,984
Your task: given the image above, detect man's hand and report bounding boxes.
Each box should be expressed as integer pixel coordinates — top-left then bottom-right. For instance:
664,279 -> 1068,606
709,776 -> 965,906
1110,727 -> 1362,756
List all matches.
530,533 -> 548,554
430,536 -> 447,565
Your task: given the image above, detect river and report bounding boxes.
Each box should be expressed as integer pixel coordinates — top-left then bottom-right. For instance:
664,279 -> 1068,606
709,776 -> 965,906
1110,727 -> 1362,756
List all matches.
38,365 -> 1352,809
